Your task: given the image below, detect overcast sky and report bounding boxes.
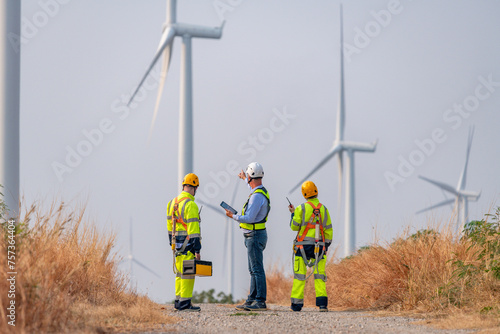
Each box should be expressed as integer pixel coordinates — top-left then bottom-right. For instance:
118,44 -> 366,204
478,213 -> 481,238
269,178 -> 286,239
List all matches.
20,0 -> 500,302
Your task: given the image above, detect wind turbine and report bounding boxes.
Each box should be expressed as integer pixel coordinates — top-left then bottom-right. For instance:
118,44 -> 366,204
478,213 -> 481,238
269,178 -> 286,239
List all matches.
289,5 -> 377,257
127,0 -> 224,185
0,1 -> 20,219
417,126 -> 481,231
125,219 -> 161,282
197,181 -> 239,299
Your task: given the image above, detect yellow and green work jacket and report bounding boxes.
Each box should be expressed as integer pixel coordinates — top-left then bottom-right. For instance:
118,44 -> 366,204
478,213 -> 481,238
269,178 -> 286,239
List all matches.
167,191 -> 201,255
290,198 -> 332,257
233,186 -> 270,231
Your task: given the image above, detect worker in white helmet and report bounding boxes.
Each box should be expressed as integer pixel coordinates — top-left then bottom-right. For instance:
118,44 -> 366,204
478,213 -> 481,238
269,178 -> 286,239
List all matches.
225,162 -> 270,311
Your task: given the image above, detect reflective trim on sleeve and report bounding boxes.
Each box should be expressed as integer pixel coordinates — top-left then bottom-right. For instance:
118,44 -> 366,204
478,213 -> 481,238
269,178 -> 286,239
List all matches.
292,220 -> 301,227
325,224 -> 332,230
291,298 -> 304,305
323,208 -> 329,226
167,215 -> 172,220
185,218 -> 200,223
294,273 -> 306,281
324,238 -> 332,243
188,233 -> 201,238
181,199 -> 191,220
176,272 -> 182,278
300,203 -> 306,225
314,274 -> 327,281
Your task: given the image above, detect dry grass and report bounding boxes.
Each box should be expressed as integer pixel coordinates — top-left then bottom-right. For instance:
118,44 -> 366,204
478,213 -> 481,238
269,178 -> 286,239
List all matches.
0,202 -> 173,333
267,216 -> 500,331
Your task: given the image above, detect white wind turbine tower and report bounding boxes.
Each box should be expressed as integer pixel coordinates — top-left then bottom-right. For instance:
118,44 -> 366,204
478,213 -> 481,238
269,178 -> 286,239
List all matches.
289,5 -> 377,257
125,219 -> 161,282
0,1 -> 20,219
197,181 -> 239,299
127,0 -> 224,185
417,126 -> 481,231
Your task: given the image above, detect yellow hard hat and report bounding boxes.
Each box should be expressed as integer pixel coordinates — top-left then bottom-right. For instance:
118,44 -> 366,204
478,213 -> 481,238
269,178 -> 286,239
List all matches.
182,173 -> 199,187
301,181 -> 318,199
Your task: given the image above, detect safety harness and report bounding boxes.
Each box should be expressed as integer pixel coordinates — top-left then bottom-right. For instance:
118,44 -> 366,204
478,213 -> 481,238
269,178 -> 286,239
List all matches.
170,196 -> 191,274
292,201 -> 326,279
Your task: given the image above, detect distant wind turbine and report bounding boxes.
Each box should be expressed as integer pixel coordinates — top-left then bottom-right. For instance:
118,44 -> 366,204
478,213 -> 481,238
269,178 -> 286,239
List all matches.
125,219 -> 161,281
289,5 -> 377,257
417,126 -> 481,231
197,181 -> 239,298
127,0 -> 224,185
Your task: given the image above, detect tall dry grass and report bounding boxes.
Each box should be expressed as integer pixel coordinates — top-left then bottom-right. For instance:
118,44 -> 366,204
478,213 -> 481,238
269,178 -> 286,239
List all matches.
267,214 -> 500,329
0,202 -> 173,333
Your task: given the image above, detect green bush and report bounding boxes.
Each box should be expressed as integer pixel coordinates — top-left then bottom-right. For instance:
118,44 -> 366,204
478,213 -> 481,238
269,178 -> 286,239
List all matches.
191,289 -> 234,304
455,207 -> 500,280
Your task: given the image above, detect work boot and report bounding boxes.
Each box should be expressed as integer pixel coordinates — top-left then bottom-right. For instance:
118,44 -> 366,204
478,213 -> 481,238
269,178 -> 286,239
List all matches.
290,304 -> 302,312
244,301 -> 267,311
179,305 -> 201,312
235,301 -> 253,311
319,306 -> 328,312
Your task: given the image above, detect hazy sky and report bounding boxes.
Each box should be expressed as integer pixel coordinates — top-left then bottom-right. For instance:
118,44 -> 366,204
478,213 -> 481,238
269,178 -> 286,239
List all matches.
20,0 -> 500,302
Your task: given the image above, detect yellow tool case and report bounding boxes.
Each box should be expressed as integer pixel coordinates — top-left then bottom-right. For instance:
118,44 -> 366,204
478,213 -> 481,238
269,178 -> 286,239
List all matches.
183,259 -> 213,277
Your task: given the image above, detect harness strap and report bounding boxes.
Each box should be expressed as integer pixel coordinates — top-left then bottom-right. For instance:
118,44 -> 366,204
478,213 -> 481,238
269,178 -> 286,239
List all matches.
172,196 -> 192,255
293,201 -> 327,275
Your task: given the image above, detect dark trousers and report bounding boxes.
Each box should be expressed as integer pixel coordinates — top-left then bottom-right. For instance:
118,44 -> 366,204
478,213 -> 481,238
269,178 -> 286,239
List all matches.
244,229 -> 268,303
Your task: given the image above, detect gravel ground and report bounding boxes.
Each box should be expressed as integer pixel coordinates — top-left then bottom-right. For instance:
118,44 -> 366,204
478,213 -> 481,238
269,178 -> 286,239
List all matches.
154,304 -> 476,334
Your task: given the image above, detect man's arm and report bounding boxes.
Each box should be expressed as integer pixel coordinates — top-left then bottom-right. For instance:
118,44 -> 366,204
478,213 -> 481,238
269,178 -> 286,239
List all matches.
323,206 -> 333,251
291,204 -> 303,231
185,201 -> 202,257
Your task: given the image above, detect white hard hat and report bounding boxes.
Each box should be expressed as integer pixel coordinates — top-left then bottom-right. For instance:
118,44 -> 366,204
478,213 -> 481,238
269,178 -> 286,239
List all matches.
246,162 -> 264,178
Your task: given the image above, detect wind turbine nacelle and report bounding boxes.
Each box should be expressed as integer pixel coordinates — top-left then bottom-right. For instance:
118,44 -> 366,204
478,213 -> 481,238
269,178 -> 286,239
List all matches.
459,190 -> 481,200
340,141 -> 377,152
173,23 -> 224,39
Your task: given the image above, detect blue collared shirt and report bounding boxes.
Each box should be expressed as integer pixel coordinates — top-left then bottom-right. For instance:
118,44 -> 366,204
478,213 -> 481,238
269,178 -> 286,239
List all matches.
233,185 -> 268,232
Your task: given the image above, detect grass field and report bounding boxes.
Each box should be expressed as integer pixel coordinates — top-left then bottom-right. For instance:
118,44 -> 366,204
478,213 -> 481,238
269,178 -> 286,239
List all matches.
267,208 -> 500,331
0,201 -> 173,333
1,197 -> 498,332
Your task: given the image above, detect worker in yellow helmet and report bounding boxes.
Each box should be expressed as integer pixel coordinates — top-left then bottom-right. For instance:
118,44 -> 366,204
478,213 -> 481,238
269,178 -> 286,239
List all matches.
167,173 -> 202,312
288,181 -> 333,312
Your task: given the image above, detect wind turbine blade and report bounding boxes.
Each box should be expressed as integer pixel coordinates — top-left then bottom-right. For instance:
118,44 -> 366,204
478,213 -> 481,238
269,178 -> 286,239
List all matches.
148,42 -> 174,142
289,144 -> 343,194
127,26 -> 176,106
197,199 -> 225,217
336,3 -> 345,142
457,125 -> 474,191
418,175 -> 458,196
230,180 -> 239,204
133,259 -> 161,279
129,218 -> 133,255
416,198 -> 455,214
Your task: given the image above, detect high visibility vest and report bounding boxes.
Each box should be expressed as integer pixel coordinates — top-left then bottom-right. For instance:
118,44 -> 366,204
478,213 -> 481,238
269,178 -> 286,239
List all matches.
291,198 -> 333,244
239,187 -> 270,231
167,191 -> 201,240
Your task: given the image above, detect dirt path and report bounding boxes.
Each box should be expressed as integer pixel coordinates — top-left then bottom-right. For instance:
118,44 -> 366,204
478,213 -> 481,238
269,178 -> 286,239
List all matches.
157,304 -> 475,333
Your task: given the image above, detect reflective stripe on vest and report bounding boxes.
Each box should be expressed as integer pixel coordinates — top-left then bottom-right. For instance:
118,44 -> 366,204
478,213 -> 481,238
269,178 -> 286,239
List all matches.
239,187 -> 270,231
